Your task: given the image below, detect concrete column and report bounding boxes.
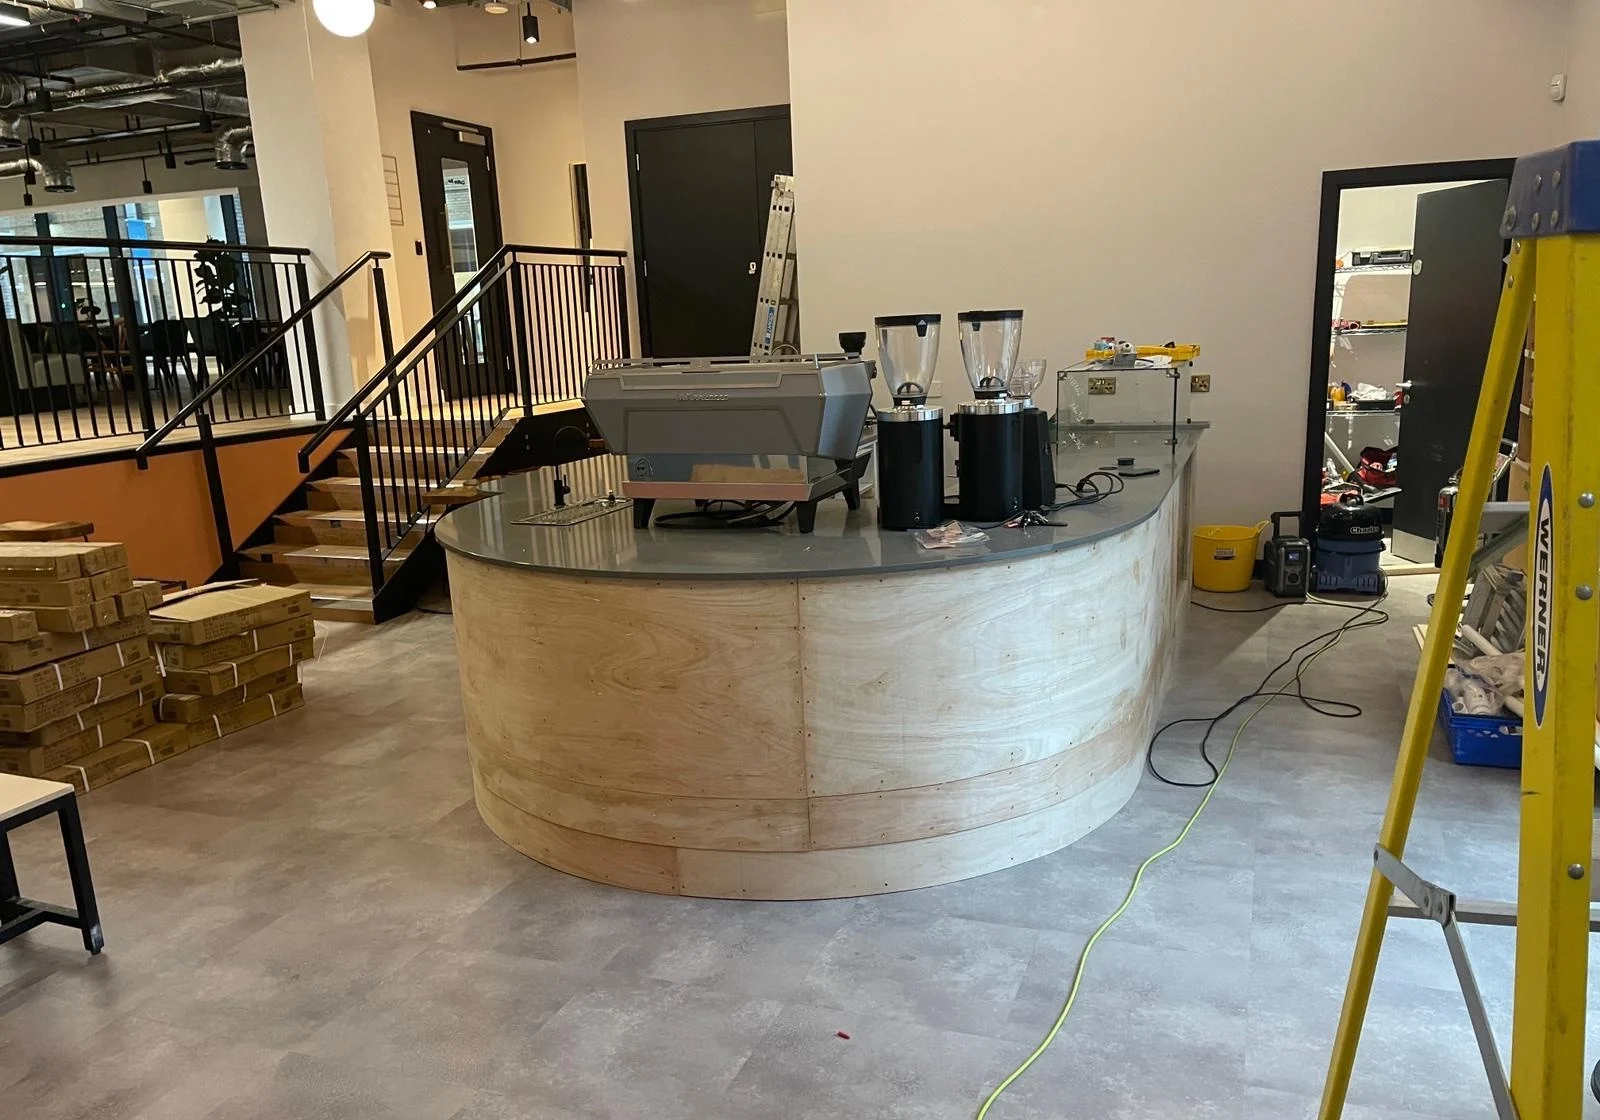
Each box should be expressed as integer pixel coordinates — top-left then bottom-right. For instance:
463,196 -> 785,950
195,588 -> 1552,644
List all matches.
238,5 -> 396,406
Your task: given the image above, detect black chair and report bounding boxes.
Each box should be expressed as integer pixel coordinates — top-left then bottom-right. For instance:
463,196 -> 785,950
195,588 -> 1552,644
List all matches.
0,774 -> 103,954
142,319 -> 198,399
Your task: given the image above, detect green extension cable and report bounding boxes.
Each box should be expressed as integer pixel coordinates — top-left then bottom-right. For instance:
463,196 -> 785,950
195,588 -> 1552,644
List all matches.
975,613 -> 1361,1118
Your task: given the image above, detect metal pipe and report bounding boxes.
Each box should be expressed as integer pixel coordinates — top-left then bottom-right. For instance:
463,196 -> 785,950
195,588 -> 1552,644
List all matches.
0,155 -> 72,191
26,57 -> 245,109
214,124 -> 249,169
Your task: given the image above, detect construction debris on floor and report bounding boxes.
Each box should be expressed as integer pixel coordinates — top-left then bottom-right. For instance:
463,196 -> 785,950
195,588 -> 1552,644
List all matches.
0,549 -> 316,791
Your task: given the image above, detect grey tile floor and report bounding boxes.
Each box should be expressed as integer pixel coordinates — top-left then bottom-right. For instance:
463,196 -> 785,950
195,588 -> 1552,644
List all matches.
1,578 -> 1596,1119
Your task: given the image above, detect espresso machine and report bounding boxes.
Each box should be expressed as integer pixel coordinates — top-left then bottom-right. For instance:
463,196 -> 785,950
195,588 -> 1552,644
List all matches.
952,309 -> 1024,522
873,314 -> 945,530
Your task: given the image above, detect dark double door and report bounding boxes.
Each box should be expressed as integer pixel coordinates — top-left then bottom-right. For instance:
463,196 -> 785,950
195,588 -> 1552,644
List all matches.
627,105 -> 792,357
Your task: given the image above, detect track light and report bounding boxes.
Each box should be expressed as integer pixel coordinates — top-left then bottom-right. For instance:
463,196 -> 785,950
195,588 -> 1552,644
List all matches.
21,189 -> 31,207
522,5 -> 538,42
22,165 -> 34,186
24,136 -> 37,156
140,158 -> 152,195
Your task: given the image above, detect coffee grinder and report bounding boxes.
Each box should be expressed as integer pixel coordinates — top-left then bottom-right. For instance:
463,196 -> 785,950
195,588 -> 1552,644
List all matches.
1009,357 -> 1055,510
873,314 -> 945,530
953,309 -> 1024,522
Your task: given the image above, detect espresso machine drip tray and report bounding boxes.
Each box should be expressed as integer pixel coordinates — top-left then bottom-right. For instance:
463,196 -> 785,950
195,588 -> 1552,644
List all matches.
582,355 -> 876,532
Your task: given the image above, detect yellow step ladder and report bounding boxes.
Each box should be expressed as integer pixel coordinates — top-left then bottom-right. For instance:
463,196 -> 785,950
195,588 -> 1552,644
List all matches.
1321,141 -> 1600,1120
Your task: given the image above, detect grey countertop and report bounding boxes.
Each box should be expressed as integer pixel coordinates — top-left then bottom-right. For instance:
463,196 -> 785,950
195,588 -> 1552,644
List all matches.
435,424 -> 1204,581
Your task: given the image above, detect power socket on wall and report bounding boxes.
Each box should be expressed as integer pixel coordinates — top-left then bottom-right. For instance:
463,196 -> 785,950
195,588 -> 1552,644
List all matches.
1190,373 -> 1211,393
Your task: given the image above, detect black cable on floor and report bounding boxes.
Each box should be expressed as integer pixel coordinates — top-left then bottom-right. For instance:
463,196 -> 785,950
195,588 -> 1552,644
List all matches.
1147,589 -> 1391,788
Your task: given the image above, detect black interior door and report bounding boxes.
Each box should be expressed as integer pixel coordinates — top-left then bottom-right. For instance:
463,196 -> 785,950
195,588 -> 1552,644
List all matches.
412,113 -> 507,400
628,106 -> 792,357
1390,179 -> 1511,562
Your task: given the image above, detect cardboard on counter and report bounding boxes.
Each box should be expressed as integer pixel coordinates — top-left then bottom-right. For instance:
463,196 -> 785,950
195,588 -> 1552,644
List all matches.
182,682 -> 303,748
0,703 -> 158,776
155,616 -> 316,671
43,722 -> 188,793
0,637 -> 150,704
150,584 -> 311,645
161,639 -> 313,696
0,658 -> 161,732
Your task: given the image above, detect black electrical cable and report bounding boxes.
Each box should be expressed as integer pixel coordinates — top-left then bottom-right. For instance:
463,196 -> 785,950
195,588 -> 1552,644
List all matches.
1188,599 -> 1298,614
1147,588 -> 1391,788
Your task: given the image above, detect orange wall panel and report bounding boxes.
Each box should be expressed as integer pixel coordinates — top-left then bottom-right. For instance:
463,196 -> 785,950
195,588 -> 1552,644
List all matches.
0,433 -> 337,586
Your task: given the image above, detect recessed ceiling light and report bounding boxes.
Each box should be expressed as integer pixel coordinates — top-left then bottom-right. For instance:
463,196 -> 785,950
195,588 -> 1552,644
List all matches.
483,1 -> 509,13
421,0 -> 436,8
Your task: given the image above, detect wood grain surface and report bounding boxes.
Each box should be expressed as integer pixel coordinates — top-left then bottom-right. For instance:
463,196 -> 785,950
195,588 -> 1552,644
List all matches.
448,462 -> 1191,899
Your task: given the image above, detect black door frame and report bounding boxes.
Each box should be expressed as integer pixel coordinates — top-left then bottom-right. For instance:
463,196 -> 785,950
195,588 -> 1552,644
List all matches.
624,103 -> 790,357
411,111 -> 504,311
1301,156 -> 1517,548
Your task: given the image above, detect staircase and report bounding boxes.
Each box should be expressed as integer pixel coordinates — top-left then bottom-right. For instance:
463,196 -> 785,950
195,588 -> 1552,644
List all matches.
235,245 -> 631,623
238,414 -> 512,622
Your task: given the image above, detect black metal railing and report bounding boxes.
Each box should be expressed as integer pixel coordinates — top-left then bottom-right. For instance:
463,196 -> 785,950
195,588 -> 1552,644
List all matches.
297,245 -> 628,598
0,235 -> 325,450
135,250 -> 395,579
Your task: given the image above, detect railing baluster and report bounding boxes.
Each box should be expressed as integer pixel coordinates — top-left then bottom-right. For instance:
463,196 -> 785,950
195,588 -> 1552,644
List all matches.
353,415 -> 385,593
296,263 -> 325,421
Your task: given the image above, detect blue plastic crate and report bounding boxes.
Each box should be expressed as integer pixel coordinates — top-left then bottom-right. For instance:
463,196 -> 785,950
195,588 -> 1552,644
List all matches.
1435,688 -> 1522,769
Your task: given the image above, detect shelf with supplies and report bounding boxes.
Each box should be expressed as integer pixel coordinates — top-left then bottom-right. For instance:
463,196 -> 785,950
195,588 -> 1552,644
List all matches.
1333,324 -> 1407,336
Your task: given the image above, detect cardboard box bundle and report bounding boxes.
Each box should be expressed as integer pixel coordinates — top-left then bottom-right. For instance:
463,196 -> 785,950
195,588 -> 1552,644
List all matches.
0,542 -> 171,784
150,583 -> 315,747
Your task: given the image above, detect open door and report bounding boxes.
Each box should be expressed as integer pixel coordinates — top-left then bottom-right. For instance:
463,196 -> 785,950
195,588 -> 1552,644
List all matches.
1389,179 -> 1511,562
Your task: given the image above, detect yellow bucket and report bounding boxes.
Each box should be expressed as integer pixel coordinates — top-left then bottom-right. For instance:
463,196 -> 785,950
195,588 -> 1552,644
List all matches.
1192,521 -> 1269,593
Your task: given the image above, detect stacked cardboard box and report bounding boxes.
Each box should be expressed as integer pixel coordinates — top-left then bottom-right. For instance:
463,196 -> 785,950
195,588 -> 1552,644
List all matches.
0,542 -> 172,787
150,583 -> 315,746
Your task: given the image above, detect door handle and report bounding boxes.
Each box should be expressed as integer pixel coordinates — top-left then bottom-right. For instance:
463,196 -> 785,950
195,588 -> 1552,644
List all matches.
748,261 -> 758,275
1395,380 -> 1414,389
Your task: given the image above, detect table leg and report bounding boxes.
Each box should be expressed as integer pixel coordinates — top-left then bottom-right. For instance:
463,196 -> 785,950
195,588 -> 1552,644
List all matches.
54,800 -> 102,954
0,829 -> 18,901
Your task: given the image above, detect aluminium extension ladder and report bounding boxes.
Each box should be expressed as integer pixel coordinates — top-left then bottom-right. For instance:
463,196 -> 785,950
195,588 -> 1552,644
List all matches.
750,174 -> 798,357
1319,141 -> 1600,1120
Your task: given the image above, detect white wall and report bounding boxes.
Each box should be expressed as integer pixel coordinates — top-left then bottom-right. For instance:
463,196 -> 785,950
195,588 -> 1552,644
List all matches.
1566,0 -> 1600,131
368,0 -> 585,336
572,0 -> 790,338
1333,181 -> 1484,262
787,0 -> 1572,527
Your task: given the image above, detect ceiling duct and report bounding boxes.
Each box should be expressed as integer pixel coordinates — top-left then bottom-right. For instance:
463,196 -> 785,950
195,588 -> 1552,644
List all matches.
214,123 -> 248,169
0,155 -> 73,191
34,55 -> 245,109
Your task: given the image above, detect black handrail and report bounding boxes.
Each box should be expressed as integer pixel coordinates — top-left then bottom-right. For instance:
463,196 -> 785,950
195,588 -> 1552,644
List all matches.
295,243 -> 620,471
0,235 -> 314,256
133,249 -> 392,467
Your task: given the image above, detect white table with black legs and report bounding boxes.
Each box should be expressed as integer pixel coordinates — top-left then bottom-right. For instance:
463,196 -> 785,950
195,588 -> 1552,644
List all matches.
0,773 -> 103,953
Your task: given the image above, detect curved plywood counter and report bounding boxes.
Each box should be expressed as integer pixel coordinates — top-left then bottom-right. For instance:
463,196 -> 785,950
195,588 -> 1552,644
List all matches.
439,428 -> 1199,899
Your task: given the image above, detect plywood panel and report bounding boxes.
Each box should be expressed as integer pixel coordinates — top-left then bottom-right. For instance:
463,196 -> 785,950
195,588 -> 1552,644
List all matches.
474,777 -> 682,894
472,747 -> 811,851
806,701 -> 1142,849
800,497 -> 1177,795
451,558 -> 807,798
454,469 -> 1188,899
677,759 -> 1142,900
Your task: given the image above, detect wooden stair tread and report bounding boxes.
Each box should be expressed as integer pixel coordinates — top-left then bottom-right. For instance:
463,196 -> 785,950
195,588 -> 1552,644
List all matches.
290,581 -> 376,603
283,544 -> 414,563
280,509 -> 440,526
